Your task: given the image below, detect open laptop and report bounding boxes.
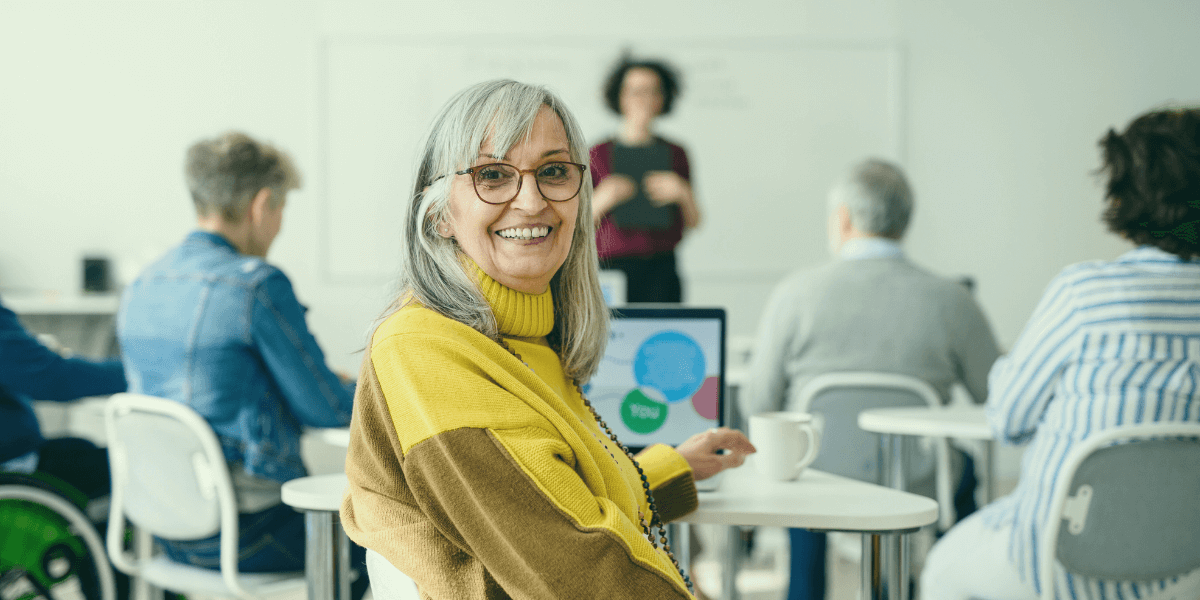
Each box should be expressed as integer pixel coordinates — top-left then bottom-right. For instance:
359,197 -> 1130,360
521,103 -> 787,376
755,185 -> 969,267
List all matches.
583,306 -> 727,491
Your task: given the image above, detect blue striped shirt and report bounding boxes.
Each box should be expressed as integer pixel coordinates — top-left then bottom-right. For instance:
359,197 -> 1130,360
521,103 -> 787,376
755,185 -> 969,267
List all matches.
980,246 -> 1200,599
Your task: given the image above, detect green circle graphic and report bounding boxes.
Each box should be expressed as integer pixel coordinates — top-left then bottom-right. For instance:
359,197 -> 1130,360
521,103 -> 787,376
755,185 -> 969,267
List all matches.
620,389 -> 669,434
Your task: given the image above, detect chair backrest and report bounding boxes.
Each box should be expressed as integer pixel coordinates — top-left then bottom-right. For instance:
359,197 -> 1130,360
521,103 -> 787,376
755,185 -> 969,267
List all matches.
104,393 -> 248,594
105,393 -> 232,539
796,372 -> 941,485
1041,423 -> 1200,598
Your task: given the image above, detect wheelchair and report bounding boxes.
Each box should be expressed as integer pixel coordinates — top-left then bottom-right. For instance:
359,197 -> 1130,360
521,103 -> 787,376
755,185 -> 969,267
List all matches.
0,472 -> 116,600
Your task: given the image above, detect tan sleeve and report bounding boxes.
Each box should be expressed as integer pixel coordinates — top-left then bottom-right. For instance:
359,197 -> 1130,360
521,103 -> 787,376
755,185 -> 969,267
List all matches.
341,351 -> 494,598
636,444 -> 698,523
401,427 -> 692,599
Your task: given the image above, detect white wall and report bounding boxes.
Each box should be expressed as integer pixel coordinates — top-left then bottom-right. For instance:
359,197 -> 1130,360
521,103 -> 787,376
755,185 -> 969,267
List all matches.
2,0 -> 1198,374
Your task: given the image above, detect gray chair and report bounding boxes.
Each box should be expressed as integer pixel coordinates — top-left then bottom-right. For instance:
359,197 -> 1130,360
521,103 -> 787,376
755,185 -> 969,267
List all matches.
1039,422 -> 1200,600
104,392 -> 306,600
795,372 -> 955,529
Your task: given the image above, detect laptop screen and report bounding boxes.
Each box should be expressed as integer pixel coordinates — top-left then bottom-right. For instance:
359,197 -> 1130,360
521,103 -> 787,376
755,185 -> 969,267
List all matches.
583,307 -> 726,452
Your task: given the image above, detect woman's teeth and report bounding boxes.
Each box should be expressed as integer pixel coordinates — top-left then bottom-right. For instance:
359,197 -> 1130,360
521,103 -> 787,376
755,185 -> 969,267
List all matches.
496,226 -> 550,240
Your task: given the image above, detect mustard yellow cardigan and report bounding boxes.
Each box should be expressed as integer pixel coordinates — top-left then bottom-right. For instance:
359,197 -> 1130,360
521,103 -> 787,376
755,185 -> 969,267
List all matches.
341,272 -> 697,599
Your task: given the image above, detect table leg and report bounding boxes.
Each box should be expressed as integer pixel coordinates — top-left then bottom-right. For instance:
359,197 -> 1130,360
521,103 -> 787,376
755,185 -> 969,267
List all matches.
981,440 -> 995,503
881,435 -> 910,600
668,523 -> 692,582
887,434 -> 907,491
894,534 -> 909,600
337,517 -> 352,600
862,533 -> 883,600
862,532 -> 910,600
306,510 -> 341,600
724,526 -> 741,600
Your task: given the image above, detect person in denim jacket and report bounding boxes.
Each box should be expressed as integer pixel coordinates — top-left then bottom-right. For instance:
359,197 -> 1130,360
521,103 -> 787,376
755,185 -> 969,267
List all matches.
117,131 -> 364,595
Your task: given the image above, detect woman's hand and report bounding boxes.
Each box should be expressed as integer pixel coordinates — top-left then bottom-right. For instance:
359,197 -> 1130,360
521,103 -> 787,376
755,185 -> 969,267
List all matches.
643,171 -> 702,229
642,171 -> 690,206
591,174 -> 637,221
676,427 -> 756,481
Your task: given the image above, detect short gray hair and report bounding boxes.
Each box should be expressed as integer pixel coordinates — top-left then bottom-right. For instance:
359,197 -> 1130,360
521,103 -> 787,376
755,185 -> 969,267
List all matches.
185,131 -> 301,220
828,158 -> 913,238
394,80 -> 609,383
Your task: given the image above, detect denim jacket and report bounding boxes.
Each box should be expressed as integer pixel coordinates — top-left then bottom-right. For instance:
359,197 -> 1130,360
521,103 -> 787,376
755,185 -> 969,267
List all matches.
117,231 -> 355,483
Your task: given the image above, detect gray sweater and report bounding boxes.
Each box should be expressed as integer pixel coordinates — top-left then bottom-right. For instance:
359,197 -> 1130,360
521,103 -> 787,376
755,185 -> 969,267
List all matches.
741,255 -> 1000,420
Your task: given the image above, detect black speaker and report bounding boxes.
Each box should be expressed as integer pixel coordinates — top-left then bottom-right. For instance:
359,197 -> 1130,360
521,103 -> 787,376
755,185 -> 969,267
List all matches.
82,257 -> 111,293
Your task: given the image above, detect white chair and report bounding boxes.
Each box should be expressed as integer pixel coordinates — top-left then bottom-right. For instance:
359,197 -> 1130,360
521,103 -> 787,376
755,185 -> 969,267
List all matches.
795,372 -> 956,530
104,392 -> 307,600
364,550 -> 421,600
1039,422 -> 1200,600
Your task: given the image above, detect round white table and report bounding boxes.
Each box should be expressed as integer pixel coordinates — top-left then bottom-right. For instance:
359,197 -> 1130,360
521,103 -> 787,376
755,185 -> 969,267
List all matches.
686,459 -> 938,600
282,473 -> 352,600
857,406 -> 997,505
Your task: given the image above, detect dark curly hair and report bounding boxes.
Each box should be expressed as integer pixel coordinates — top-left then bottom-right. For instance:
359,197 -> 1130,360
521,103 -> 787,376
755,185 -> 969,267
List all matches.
602,57 -> 682,117
1100,107 -> 1200,259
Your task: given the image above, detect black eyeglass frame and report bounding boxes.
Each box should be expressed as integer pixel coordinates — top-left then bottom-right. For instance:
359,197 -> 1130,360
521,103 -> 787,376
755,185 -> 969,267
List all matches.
430,161 -> 589,205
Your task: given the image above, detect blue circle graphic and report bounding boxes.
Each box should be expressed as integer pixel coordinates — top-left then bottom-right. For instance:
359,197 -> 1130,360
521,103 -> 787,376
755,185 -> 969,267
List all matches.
633,331 -> 706,403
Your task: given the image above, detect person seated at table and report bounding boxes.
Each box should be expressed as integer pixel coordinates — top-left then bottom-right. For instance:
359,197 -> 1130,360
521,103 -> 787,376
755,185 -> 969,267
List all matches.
922,107 -> 1200,600
742,158 -> 1001,600
340,79 -> 756,599
117,131 -> 366,597
0,296 -> 126,499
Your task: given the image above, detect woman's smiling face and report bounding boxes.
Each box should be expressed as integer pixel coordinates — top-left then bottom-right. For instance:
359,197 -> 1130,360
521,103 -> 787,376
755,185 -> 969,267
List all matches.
442,105 -> 579,295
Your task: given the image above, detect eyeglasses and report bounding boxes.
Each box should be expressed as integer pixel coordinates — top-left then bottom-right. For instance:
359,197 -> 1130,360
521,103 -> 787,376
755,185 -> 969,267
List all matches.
432,161 -> 587,205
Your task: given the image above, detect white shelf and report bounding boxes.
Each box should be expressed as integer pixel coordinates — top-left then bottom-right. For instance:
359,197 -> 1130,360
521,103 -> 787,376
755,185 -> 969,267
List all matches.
3,292 -> 121,316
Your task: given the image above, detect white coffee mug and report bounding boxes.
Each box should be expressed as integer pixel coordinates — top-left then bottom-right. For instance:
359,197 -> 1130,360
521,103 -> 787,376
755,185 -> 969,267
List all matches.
749,412 -> 822,481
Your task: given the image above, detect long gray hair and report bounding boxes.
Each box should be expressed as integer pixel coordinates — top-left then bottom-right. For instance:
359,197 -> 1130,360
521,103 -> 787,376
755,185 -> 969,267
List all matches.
393,79 -> 609,383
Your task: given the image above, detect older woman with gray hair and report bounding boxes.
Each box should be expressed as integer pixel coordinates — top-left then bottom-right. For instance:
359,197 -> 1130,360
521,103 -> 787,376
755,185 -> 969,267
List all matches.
340,79 -> 753,599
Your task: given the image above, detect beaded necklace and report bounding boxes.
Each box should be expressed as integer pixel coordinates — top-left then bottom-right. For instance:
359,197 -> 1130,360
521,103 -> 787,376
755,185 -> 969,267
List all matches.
497,338 -> 694,596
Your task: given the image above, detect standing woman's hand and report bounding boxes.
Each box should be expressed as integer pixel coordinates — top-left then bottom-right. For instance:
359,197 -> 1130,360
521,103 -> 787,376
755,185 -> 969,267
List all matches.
643,171 -> 701,229
591,174 -> 637,221
675,427 -> 756,481
643,171 -> 690,206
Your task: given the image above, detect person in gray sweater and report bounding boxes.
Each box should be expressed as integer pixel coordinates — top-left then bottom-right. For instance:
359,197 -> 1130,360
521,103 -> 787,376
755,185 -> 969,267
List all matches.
742,158 -> 1001,600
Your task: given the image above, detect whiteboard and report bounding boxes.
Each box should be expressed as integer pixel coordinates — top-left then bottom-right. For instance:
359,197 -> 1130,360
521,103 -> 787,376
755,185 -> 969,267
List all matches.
320,38 -> 903,283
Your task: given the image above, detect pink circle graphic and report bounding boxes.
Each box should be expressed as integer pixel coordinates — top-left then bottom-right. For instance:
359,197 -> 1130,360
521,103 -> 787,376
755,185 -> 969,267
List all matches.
691,376 -> 720,420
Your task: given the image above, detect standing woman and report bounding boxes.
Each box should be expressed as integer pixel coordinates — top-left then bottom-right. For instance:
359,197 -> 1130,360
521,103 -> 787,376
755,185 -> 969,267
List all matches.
592,58 -> 701,303
340,79 -> 753,599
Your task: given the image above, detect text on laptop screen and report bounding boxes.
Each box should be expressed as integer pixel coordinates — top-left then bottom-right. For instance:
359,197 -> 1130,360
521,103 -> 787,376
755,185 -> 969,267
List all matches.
583,308 -> 725,449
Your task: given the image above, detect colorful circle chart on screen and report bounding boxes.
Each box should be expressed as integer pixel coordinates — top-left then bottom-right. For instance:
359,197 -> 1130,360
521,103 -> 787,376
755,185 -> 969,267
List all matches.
616,330 -> 719,434
633,331 -> 706,403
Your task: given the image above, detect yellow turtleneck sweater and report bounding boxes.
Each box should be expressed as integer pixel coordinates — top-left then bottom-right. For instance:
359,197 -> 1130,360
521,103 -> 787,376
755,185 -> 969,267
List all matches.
341,272 -> 697,599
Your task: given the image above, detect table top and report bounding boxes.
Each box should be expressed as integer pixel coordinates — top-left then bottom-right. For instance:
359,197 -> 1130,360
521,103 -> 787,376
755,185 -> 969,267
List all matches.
279,462 -> 937,532
857,405 -> 992,440
282,473 -> 348,511
684,458 -> 938,532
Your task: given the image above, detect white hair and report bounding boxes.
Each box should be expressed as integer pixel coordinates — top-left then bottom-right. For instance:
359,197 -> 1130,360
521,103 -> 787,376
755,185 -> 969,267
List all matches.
828,158 -> 914,238
391,79 -> 609,383
185,131 -> 299,220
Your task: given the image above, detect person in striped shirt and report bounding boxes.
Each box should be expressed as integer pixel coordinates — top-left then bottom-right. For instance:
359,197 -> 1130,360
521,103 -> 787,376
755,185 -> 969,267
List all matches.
922,106 -> 1200,599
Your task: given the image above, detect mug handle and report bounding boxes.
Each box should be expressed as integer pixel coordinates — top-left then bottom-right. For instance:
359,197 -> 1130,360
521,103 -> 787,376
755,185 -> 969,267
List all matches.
794,424 -> 821,475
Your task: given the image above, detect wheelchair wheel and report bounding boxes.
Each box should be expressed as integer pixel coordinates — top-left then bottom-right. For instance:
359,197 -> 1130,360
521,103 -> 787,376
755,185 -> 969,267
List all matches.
0,477 -> 114,600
